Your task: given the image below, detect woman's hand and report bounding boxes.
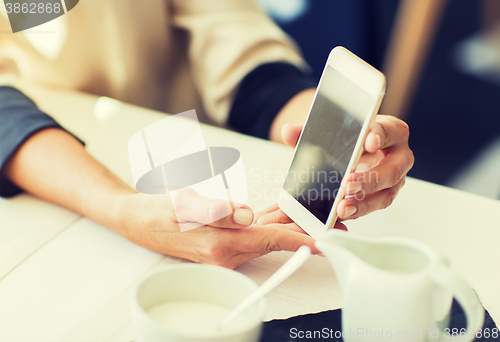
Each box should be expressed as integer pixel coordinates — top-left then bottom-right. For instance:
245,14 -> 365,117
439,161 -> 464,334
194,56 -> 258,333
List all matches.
115,189 -> 319,269
258,115 -> 414,226
336,115 -> 414,220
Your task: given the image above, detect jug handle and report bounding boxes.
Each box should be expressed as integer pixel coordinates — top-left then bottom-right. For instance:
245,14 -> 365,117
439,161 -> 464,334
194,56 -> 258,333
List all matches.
431,264 -> 485,342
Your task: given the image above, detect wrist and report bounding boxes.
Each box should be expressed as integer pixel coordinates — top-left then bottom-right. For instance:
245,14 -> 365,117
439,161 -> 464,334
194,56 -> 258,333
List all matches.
111,192 -> 183,258
112,192 -> 140,237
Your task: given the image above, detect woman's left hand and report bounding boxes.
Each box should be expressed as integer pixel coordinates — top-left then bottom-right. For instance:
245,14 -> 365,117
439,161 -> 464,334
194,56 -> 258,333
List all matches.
256,115 -> 414,227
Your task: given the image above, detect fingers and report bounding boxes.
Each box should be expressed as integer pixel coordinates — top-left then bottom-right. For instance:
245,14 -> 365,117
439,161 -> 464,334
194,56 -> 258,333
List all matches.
170,188 -> 254,228
253,203 -> 280,223
179,221 -> 348,269
255,208 -> 292,225
365,115 -> 410,153
281,124 -> 303,148
333,221 -> 348,231
185,225 -> 320,269
355,150 -> 385,172
342,151 -> 411,196
345,116 -> 413,196
222,225 -> 320,255
225,223 -> 349,268
252,226 -> 320,254
258,218 -> 347,234
266,222 -> 309,234
337,177 -> 405,220
334,115 -> 414,221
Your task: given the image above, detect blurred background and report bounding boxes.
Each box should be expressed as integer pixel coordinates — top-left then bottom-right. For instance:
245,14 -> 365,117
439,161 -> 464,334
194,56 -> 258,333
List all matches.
257,0 -> 500,200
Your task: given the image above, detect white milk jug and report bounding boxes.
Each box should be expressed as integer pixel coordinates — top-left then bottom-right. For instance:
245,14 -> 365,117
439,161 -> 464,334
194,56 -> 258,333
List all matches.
315,230 -> 485,342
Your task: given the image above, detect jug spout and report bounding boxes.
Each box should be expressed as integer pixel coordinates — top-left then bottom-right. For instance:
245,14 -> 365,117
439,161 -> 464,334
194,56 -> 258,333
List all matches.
314,230 -> 363,289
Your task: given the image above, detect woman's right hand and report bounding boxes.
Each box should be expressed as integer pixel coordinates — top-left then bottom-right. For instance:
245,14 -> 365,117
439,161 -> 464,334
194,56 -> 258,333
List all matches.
115,189 -> 319,269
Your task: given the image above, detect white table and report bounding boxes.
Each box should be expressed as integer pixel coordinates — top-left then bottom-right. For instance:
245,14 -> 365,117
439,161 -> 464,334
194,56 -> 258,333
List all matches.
1,84 -> 499,342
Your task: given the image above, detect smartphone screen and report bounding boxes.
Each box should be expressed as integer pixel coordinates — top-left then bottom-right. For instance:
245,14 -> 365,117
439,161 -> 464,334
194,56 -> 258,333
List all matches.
283,65 -> 374,224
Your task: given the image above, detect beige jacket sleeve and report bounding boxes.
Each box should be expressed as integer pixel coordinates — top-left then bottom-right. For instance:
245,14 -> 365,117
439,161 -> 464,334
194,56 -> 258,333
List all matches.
171,0 -> 308,124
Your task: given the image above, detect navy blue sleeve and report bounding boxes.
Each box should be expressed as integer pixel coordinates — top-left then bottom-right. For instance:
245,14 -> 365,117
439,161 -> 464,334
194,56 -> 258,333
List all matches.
0,86 -> 64,197
228,62 -> 316,139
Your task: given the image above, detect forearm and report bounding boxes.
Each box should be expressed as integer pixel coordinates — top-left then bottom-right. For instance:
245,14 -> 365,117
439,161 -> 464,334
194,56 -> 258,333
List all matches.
269,88 -> 315,143
1,128 -> 135,230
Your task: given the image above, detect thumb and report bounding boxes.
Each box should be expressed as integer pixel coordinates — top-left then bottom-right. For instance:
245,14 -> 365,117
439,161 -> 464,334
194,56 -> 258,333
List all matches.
281,124 -> 303,148
171,188 -> 254,228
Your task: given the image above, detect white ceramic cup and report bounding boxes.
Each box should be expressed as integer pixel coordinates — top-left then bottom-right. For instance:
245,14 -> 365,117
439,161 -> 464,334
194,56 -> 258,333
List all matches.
132,264 -> 266,342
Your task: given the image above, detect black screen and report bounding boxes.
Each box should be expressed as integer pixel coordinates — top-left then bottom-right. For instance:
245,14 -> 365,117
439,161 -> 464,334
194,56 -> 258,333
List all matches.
283,66 -> 373,223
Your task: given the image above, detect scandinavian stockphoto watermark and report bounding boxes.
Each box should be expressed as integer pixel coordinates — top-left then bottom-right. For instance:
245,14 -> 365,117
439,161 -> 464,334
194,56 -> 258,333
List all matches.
2,0 -> 79,33
248,166 -> 378,204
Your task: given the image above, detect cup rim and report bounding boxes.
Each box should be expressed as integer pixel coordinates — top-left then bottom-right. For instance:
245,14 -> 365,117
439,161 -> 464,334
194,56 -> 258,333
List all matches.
132,263 -> 266,339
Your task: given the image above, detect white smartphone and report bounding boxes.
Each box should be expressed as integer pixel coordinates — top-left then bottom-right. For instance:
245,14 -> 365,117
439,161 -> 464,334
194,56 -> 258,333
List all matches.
277,46 -> 386,240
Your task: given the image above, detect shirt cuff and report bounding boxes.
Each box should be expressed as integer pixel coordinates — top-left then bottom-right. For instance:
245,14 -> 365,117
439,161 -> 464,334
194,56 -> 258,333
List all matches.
0,86 -> 63,197
228,62 -> 316,139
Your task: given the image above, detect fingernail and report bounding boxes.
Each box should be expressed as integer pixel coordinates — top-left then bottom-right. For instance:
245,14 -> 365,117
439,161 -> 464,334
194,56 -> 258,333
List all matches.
347,181 -> 362,194
344,205 -> 357,218
375,133 -> 382,148
233,209 -> 254,226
